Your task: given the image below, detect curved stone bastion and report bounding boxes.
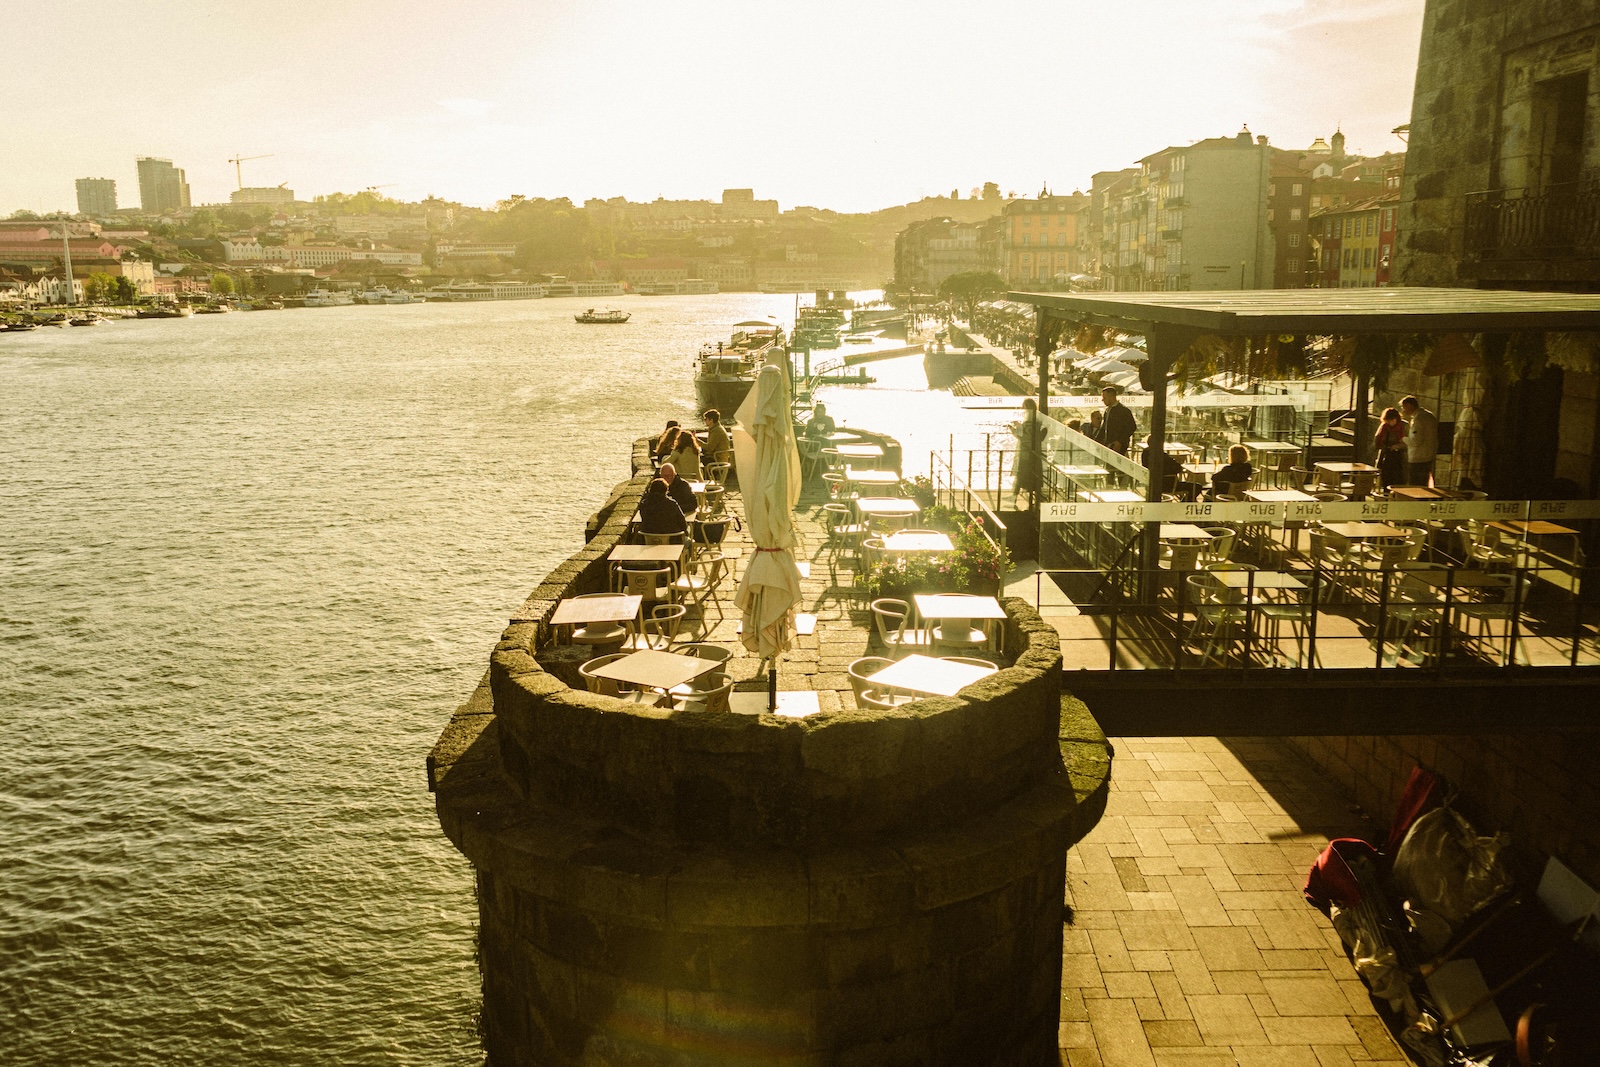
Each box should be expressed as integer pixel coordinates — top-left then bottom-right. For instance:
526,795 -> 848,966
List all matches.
429,439 -> 1108,1066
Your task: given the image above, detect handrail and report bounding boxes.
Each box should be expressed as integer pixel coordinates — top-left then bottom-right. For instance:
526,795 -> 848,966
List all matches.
1029,562 -> 1596,673
929,450 -> 1008,550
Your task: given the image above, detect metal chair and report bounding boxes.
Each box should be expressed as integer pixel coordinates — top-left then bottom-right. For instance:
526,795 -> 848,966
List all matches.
622,603 -> 687,651
675,677 -> 734,714
847,656 -> 910,709
642,531 -> 684,546
669,551 -> 725,622
568,592 -> 633,649
578,653 -> 665,706
615,565 -> 675,610
870,598 -> 931,657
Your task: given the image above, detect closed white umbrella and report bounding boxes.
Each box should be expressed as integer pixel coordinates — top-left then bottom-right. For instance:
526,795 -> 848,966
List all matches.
732,354 -> 803,661
1090,359 -> 1137,377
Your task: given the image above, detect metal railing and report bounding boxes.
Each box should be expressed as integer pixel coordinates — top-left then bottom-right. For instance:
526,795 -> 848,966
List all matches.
1464,181 -> 1600,259
1033,563 -> 1598,673
928,450 -> 1008,551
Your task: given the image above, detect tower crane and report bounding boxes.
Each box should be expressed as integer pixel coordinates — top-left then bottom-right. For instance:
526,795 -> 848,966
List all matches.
228,154 -> 273,190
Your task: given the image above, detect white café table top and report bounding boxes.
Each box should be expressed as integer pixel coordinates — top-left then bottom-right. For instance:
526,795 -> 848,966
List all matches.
1315,462 -> 1379,474
833,443 -> 884,459
588,649 -> 720,691
550,595 -> 642,625
843,467 -> 901,485
914,593 -> 1008,620
854,496 -> 922,516
1086,489 -> 1144,503
1159,524 -> 1215,541
1184,461 -> 1225,475
1319,521 -> 1403,539
729,690 -> 823,718
1055,464 -> 1109,477
882,531 -> 955,553
1245,489 -> 1317,502
1211,570 -> 1307,590
609,544 -> 686,563
868,653 -> 999,698
1244,440 -> 1301,453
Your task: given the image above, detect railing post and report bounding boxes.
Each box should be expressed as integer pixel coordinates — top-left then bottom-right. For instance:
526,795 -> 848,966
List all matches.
1306,567 -> 1321,670
1508,564 -> 1525,667
1108,593 -> 1119,671
1243,570 -> 1256,669
1375,571 -> 1390,668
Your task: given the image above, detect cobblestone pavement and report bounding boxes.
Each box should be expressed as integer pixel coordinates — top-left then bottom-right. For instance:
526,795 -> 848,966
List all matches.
1059,736 -> 1407,1066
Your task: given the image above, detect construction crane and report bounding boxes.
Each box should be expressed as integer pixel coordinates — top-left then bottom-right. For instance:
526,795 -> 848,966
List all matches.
364,184 -> 396,194
228,153 -> 273,190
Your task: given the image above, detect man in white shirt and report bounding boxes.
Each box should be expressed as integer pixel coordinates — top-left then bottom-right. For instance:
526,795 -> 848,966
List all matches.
1400,395 -> 1438,487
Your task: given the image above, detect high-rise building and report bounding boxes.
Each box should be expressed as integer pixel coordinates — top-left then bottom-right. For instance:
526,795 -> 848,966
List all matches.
75,178 -> 117,216
136,157 -> 191,214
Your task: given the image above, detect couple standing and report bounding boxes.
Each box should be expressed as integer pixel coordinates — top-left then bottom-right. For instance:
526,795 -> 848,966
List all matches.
1373,395 -> 1439,487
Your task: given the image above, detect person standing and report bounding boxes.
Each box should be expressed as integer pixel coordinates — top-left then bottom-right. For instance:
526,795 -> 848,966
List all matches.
1012,397 -> 1044,508
1453,402 -> 1485,491
1400,395 -> 1438,487
701,408 -> 732,465
1099,386 -> 1137,456
1373,407 -> 1408,489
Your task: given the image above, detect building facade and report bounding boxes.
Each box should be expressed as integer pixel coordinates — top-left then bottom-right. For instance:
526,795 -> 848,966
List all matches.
136,157 -> 191,214
1312,189 -> 1401,288
231,186 -> 296,205
75,178 -> 117,216
999,192 -> 1086,287
892,217 -> 983,293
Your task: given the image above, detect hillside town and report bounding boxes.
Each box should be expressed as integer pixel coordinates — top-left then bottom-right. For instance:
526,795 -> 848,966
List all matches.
3,125 -> 1403,308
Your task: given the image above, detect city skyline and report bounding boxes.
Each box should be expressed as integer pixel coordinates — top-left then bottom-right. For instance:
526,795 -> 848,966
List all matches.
5,0 -> 1424,216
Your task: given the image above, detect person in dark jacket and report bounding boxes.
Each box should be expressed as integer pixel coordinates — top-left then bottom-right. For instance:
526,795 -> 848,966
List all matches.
1099,387 -> 1137,455
658,462 -> 698,515
1210,445 -> 1255,497
637,478 -> 687,536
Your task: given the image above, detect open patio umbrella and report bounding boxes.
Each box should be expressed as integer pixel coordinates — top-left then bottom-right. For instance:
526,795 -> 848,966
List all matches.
732,352 -> 804,661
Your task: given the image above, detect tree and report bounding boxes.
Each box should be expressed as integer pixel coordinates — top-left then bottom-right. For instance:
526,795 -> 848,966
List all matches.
938,270 -> 1007,321
84,272 -> 117,303
981,182 -> 1001,201
112,275 -> 138,303
210,272 -> 235,296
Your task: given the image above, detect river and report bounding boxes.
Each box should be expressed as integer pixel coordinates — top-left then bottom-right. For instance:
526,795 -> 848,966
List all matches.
0,294 -> 1014,1065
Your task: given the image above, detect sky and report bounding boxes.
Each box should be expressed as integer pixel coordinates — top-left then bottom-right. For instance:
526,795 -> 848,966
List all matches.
3,0 -> 1426,216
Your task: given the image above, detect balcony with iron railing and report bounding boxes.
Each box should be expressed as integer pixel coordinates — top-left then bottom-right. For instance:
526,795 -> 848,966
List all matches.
1464,180 -> 1600,260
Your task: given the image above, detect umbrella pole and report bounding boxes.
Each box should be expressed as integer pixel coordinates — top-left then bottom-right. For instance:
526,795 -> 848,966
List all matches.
768,665 -> 778,712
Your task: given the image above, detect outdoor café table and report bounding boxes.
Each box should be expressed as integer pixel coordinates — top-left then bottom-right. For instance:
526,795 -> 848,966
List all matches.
587,649 -> 720,696
833,443 -> 885,462
1319,521 -> 1404,541
854,496 -> 921,519
1086,489 -> 1143,503
551,594 -> 642,627
1405,568 -> 1512,589
1389,486 -> 1454,501
609,544 -> 686,564
882,530 -> 955,554
1159,524 -> 1214,542
1184,461 -> 1224,476
1489,520 -> 1580,538
1244,489 -> 1317,502
843,467 -> 901,488
1244,440 -> 1301,454
1315,461 -> 1380,475
1211,570 -> 1307,592
729,690 -> 822,718
1055,464 -> 1109,477
865,653 -> 999,699
687,481 -> 707,495
914,593 -> 1007,652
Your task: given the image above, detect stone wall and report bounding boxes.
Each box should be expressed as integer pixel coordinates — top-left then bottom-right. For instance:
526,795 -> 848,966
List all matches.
1285,732 -> 1600,888
429,438 -> 1108,1066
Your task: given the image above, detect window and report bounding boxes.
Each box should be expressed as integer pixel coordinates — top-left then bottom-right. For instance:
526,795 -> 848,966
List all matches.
1288,233 -> 1300,248
1533,73 -> 1589,191
1364,248 -> 1374,268
1366,216 -> 1375,236
1290,208 -> 1302,221
1289,259 -> 1301,273
1022,234 -> 1031,246
1292,183 -> 1303,196
1268,208 -> 1275,222
1270,182 -> 1279,198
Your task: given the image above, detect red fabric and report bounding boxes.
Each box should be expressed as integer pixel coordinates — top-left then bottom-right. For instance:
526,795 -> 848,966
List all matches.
1304,838 -> 1378,912
1386,766 -> 1441,856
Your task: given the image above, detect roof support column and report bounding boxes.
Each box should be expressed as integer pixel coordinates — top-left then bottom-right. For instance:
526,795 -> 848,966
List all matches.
1139,324 -> 1188,593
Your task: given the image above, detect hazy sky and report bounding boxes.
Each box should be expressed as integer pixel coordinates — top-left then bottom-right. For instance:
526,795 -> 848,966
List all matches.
5,0 -> 1424,215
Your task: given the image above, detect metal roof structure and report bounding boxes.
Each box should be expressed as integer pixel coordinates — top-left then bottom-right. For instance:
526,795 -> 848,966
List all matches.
1007,287 -> 1600,335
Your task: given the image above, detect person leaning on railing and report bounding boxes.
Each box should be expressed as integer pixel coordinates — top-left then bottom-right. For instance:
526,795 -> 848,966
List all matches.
1100,386 -> 1137,456
1011,397 -> 1044,509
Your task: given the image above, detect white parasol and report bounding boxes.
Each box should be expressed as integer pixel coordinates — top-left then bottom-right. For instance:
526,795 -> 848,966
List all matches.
732,353 -> 803,660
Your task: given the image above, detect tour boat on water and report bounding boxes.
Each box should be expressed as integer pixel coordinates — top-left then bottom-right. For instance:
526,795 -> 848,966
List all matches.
575,308 -> 630,324
693,320 -> 785,415
302,289 -> 354,307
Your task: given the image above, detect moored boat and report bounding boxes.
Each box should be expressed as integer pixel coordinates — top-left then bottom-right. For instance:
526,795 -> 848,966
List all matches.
693,320 -> 785,415
69,314 -> 106,326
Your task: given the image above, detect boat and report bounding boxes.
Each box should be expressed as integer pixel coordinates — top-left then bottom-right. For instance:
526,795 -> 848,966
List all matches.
383,290 -> 420,304
69,314 -> 106,326
5,320 -> 39,331
194,303 -> 231,314
693,320 -> 785,415
241,299 -> 284,311
135,304 -> 193,318
302,289 -> 354,307
575,308 -> 630,324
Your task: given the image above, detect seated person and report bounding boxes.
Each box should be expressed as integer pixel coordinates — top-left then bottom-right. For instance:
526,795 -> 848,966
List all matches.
702,408 -> 732,463
658,462 -> 698,515
637,478 -> 686,536
1210,445 -> 1254,497
1141,443 -> 1185,493
653,421 -> 681,463
804,403 -> 836,439
666,429 -> 703,479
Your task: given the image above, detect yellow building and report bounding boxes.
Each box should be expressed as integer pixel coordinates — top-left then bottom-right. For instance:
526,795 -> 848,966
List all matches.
1001,191 -> 1086,286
